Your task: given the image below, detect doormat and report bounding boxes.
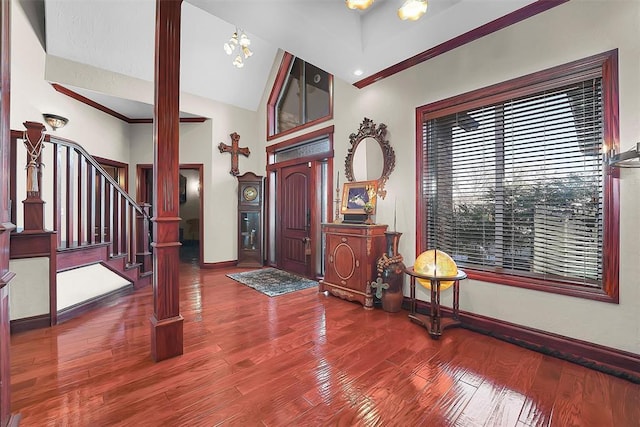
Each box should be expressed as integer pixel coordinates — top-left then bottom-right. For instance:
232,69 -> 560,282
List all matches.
226,268 -> 318,297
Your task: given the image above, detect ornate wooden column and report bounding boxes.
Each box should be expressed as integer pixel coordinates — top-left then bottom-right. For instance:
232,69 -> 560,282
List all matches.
150,0 -> 183,361
0,1 -> 18,425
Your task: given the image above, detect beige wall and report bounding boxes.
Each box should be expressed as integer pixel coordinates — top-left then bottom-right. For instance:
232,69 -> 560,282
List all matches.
260,1 -> 640,354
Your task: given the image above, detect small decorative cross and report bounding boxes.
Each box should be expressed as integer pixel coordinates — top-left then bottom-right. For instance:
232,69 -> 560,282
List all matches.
218,132 -> 250,176
370,277 -> 389,299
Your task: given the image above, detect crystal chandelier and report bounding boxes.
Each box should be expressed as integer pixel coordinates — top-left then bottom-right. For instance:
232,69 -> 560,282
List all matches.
223,29 -> 253,68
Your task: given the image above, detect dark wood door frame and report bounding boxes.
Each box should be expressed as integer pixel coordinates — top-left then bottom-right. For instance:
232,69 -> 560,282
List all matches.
266,126 -> 335,280
93,156 -> 129,191
137,163 -> 204,267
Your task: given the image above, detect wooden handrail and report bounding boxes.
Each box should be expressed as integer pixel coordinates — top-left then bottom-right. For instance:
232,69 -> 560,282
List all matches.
45,133 -> 145,213
10,124 -> 152,280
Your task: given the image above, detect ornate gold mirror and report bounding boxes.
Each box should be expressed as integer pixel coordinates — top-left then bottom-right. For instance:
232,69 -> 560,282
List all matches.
344,117 -> 395,199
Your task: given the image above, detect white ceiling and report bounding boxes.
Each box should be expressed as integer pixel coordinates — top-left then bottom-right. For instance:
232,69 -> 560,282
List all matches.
43,0 -> 538,118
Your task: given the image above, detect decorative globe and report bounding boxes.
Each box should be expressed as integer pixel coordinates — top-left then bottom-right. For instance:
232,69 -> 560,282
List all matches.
414,249 -> 458,290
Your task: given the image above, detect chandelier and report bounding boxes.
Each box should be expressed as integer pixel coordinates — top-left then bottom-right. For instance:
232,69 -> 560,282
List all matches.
223,29 -> 253,68
345,0 -> 428,21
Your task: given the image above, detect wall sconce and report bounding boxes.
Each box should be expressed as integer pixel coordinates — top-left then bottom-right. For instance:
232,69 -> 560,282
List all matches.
609,142 -> 640,168
43,113 -> 69,131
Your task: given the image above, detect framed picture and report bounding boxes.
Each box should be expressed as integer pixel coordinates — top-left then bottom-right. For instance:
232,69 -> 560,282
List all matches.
341,180 -> 378,215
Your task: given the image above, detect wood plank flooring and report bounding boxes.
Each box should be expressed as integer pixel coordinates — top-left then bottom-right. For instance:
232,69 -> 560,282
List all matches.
10,262 -> 640,426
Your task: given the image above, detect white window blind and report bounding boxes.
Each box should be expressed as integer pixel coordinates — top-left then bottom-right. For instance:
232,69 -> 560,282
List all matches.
424,78 -> 603,287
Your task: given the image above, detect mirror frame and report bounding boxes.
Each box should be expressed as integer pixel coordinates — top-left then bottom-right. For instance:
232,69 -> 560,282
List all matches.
344,117 -> 395,199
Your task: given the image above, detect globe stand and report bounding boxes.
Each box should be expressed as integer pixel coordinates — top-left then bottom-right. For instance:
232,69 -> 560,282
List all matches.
404,267 -> 467,339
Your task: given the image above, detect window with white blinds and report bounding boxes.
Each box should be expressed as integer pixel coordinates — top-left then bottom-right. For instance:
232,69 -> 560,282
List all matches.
417,51 -> 619,301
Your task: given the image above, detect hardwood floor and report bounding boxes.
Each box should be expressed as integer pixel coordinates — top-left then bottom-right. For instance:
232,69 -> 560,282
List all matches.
10,263 -> 640,426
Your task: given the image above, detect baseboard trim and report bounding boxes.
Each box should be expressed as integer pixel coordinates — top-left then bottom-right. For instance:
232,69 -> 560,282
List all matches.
406,298 -> 640,383
57,284 -> 133,324
200,260 -> 237,269
10,313 -> 50,334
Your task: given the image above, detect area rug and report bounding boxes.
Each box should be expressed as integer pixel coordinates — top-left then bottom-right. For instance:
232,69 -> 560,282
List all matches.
227,268 -> 318,297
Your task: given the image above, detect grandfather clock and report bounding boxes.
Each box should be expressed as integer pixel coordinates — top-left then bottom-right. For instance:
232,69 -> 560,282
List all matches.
237,172 -> 264,267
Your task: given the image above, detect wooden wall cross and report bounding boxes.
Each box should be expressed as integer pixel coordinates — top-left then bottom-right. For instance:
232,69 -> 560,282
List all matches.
218,132 -> 250,176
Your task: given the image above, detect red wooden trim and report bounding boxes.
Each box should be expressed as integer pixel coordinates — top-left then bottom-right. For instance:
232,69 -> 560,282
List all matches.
196,165 -> 204,268
602,50 -> 620,303
88,164 -> 96,245
52,83 -> 130,122
415,50 -> 619,302
177,117 -> 206,123
10,314 -> 51,334
93,155 -> 129,192
54,145 -> 62,247
51,83 -> 206,124
0,5 -> 13,422
65,148 -> 75,246
266,52 -> 294,138
354,0 -> 570,89
266,125 -> 335,156
10,132 -> 17,225
153,0 -> 185,363
48,232 -> 57,325
410,298 -> 640,381
78,157 -> 87,245
466,309 -> 640,380
56,244 -> 109,271
9,231 -> 56,259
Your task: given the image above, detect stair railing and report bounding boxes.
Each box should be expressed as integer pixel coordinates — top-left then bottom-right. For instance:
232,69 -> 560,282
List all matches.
10,121 -> 152,275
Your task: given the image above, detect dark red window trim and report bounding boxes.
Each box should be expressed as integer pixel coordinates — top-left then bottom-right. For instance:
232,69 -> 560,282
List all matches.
266,52 -> 334,142
415,50 -> 620,303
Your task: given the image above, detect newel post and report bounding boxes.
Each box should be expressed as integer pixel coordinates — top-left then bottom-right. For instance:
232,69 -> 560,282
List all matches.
22,121 -> 46,232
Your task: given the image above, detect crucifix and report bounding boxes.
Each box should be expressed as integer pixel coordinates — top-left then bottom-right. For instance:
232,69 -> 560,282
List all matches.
218,132 -> 250,176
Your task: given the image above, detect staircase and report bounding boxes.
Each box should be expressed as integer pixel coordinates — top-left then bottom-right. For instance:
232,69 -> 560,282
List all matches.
8,121 -> 152,331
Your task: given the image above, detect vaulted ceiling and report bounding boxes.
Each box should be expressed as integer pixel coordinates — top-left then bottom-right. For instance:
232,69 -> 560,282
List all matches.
43,0 -> 541,118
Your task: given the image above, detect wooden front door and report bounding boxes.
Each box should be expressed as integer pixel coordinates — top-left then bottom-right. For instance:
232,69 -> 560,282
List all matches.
278,163 -> 313,277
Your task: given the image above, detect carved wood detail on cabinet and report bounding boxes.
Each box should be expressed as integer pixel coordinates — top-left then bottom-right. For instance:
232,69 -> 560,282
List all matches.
319,223 -> 387,309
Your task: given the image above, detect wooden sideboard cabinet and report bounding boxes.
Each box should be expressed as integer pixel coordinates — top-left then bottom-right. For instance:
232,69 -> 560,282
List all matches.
320,223 -> 387,309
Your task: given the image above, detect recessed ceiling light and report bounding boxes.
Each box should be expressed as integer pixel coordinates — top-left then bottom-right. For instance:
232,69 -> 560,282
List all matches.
353,69 -> 364,76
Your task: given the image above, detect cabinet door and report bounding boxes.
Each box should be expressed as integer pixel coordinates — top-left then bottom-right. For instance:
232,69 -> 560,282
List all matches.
325,233 -> 364,291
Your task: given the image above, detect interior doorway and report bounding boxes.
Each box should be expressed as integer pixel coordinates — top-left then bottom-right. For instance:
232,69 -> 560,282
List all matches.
137,163 -> 204,265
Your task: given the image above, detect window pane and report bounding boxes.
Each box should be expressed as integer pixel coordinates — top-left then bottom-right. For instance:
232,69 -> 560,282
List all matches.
276,58 -> 302,133
305,62 -> 330,123
426,79 -> 603,286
